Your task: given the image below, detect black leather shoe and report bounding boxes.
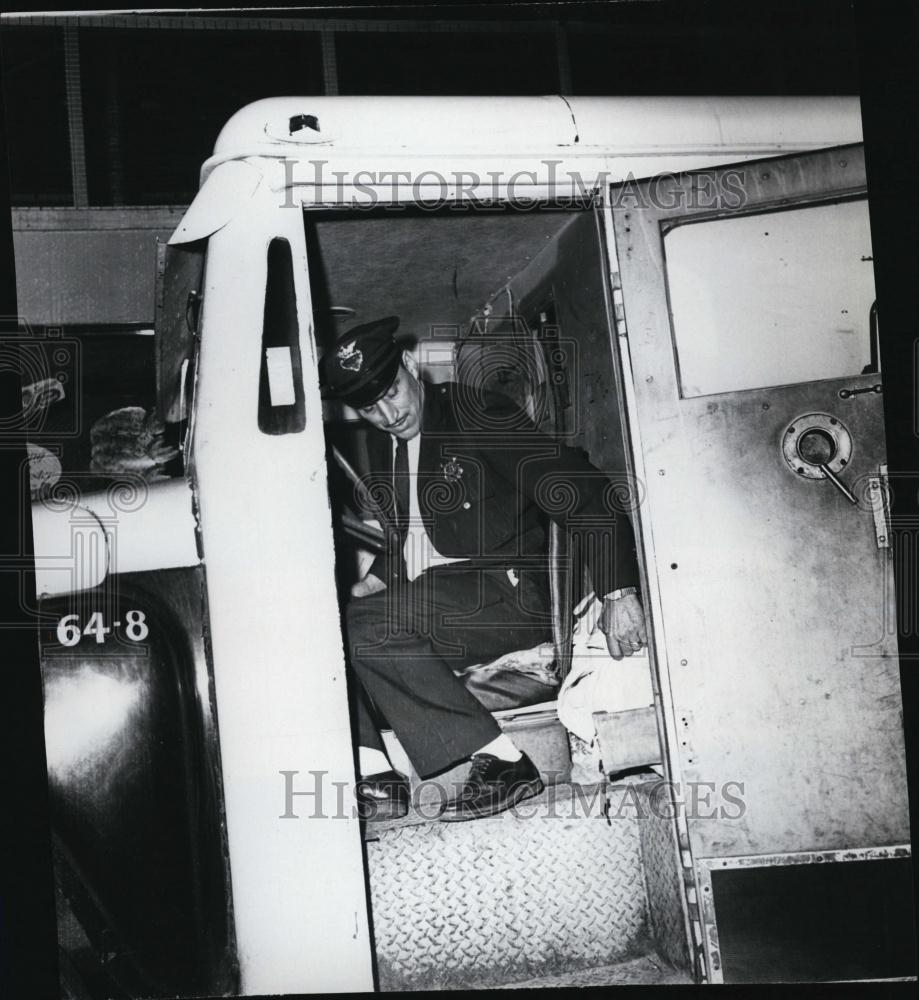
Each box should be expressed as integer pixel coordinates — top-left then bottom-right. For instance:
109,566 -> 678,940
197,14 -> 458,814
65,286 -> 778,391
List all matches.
356,770 -> 410,820
440,752 -> 544,822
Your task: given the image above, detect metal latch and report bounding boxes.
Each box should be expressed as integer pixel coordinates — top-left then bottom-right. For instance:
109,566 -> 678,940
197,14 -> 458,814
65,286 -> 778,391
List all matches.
838,383 -> 882,399
866,463 -> 891,549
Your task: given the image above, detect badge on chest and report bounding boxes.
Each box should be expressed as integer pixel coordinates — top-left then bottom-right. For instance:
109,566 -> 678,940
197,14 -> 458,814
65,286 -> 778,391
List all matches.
440,456 -> 464,483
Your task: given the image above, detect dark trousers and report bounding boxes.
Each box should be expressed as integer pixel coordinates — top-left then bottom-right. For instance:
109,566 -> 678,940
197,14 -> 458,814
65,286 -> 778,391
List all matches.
345,564 -> 552,776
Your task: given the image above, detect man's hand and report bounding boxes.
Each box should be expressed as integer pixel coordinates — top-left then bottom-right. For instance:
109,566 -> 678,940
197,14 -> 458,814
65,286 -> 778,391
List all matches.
599,593 -> 647,660
351,573 -> 387,598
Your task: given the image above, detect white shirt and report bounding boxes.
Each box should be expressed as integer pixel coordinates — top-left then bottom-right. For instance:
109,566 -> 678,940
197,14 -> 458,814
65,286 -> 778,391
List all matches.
397,432 -> 469,582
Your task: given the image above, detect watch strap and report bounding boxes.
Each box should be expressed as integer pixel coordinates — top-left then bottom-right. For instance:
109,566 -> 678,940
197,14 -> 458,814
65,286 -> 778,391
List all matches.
604,586 -> 638,602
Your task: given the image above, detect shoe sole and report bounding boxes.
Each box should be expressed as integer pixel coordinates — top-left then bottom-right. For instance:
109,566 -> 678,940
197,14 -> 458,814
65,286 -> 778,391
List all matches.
357,794 -> 409,822
359,802 -> 409,821
439,778 -> 545,823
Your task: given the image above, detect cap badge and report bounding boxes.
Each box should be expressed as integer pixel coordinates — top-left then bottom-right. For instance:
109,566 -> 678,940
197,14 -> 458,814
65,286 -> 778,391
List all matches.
441,457 -> 464,483
337,342 -> 363,373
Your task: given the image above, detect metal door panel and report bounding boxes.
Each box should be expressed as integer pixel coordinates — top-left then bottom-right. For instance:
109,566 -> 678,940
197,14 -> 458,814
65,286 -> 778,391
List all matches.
608,143 -> 908,859
647,375 -> 903,855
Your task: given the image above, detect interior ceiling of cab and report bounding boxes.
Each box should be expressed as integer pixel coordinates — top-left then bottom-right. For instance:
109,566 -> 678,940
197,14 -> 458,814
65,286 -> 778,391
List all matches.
306,211 -> 578,351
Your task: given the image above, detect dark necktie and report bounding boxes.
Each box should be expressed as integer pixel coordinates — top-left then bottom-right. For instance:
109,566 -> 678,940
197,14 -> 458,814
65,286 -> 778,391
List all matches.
394,437 -> 410,544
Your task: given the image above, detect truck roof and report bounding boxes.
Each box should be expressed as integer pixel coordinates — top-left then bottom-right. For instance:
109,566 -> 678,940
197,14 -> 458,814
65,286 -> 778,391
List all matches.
171,95 -> 865,245
210,95 -> 863,164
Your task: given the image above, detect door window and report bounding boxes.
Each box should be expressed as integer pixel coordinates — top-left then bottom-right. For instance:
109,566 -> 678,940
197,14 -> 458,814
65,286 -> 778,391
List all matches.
664,198 -> 875,397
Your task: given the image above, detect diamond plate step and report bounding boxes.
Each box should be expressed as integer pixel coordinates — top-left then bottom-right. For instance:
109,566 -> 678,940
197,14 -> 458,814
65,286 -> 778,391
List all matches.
365,782 -> 655,991
490,954 -> 695,988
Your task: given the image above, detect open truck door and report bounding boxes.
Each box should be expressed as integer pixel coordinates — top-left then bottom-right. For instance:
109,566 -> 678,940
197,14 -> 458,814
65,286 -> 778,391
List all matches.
603,142 -> 914,983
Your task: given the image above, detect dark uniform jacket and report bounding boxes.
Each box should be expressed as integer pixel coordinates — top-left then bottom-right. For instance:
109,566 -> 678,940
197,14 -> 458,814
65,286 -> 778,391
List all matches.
366,380 -> 639,598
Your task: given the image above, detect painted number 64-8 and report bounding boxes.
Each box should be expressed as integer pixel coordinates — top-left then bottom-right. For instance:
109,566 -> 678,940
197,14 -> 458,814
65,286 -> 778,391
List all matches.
56,610 -> 149,646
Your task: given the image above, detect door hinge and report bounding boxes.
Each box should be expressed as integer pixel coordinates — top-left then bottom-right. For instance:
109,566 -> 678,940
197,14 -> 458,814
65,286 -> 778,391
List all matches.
677,708 -> 696,765
611,286 -> 628,337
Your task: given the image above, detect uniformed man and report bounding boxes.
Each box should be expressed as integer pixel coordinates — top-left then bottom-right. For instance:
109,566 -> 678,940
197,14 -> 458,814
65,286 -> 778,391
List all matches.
321,316 -> 646,821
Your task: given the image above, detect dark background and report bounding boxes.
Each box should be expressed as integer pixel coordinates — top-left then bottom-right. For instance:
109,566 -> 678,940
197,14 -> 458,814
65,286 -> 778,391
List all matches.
0,1 -> 863,209
1,2 -> 917,998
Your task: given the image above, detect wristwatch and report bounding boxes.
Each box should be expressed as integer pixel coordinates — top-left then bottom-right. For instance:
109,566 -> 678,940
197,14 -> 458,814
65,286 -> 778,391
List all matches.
604,586 -> 638,602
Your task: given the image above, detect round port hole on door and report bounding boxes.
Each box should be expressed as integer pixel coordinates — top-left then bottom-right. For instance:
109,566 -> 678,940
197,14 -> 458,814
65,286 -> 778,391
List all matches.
782,413 -> 858,505
782,412 -> 852,479
797,427 -> 837,467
